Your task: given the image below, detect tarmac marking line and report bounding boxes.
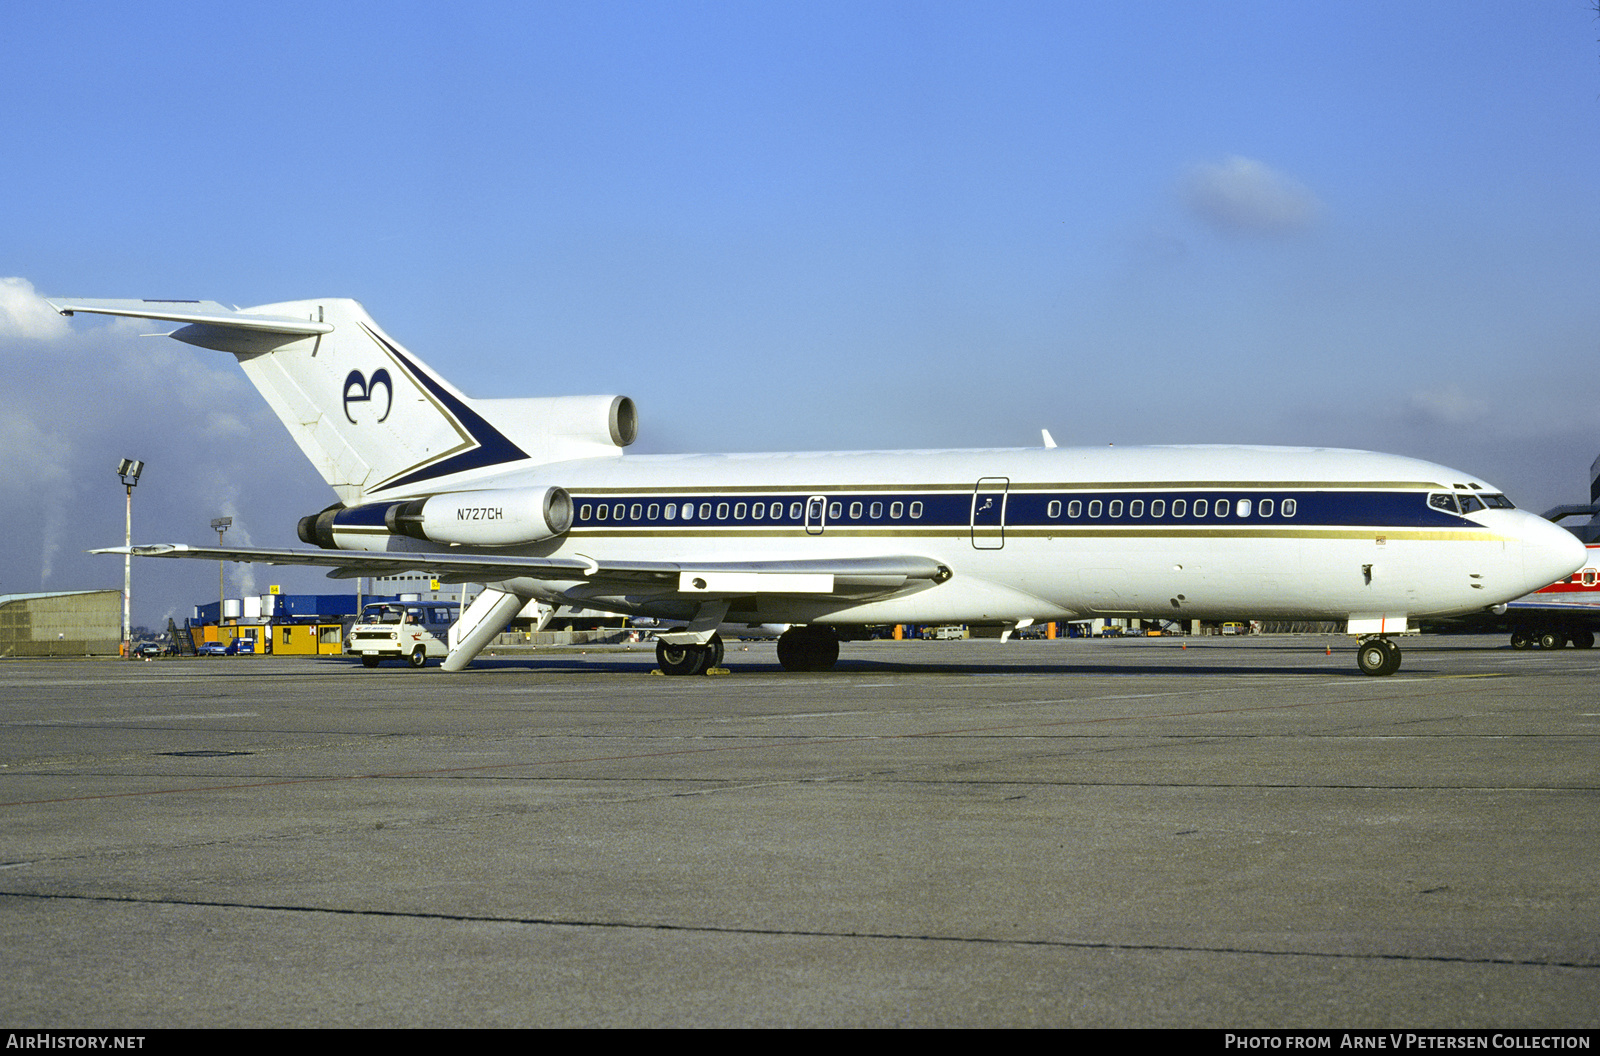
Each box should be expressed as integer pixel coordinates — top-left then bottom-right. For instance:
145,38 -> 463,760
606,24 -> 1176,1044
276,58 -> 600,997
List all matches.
1,890 -> 1593,971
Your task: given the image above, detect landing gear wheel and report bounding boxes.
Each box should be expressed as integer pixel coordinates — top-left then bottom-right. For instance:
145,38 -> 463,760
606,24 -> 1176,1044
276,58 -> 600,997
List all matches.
1356,637 -> 1402,677
705,633 -> 725,671
1572,629 -> 1595,649
656,640 -> 709,676
409,645 -> 428,668
362,655 -> 380,668
1537,631 -> 1567,651
1510,631 -> 1533,650
776,627 -> 840,671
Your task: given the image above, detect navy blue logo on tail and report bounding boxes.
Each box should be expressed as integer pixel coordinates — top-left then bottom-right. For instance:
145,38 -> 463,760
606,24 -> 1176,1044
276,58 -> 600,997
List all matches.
343,369 -> 392,424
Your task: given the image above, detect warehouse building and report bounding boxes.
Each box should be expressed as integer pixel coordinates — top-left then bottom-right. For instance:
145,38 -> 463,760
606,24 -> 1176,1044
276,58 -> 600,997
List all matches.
0,590 -> 122,657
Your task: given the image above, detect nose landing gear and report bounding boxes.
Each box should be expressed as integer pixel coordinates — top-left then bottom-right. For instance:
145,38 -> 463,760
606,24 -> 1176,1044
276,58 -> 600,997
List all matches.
1356,636 -> 1403,677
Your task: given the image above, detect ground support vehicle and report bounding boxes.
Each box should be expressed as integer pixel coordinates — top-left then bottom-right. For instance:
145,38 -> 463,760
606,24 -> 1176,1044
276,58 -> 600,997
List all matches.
347,602 -> 459,668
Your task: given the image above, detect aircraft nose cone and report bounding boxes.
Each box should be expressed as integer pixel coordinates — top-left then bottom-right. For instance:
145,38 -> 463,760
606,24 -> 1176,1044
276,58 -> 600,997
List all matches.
1516,514 -> 1587,593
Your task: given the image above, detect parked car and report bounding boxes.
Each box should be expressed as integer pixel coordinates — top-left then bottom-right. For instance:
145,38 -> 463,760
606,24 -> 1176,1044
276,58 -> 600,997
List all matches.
197,640 -> 255,656
133,642 -> 165,657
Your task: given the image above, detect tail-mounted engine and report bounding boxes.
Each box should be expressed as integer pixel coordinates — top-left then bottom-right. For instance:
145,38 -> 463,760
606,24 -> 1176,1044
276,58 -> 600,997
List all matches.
297,486 -> 574,550
388,486 -> 573,546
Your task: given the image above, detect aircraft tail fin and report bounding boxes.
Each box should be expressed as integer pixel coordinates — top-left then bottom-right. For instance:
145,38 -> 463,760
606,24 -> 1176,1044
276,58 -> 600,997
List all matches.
50,297 -> 636,504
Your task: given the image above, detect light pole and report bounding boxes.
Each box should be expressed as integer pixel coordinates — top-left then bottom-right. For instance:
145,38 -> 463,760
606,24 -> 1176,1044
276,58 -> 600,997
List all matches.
211,517 -> 232,631
117,459 -> 144,658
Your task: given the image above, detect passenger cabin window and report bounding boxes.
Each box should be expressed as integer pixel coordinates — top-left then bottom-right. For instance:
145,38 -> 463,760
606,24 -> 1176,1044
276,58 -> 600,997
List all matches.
1151,499 -> 1165,517
909,502 -> 924,518
1108,500 -> 1123,518
890,501 -> 904,519
1282,499 -> 1297,517
579,504 -> 592,520
1172,499 -> 1186,517
1067,500 -> 1082,518
1193,499 -> 1208,517
850,502 -> 863,519
1258,499 -> 1273,517
1129,500 -> 1143,517
734,503 -> 747,519
1088,500 -> 1103,518
870,502 -> 883,518
1236,499 -> 1251,517
1048,500 -> 1061,518
829,501 -> 843,519
699,503 -> 712,520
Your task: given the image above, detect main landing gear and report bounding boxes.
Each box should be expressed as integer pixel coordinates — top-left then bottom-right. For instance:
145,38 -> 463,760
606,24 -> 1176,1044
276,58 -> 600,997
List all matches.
1355,635 -> 1403,677
1509,627 -> 1594,650
776,626 -> 840,672
656,633 -> 725,676
654,626 -> 842,674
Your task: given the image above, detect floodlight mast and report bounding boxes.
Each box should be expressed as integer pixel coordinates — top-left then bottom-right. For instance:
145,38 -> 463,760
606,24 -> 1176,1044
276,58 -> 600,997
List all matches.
117,459 -> 143,657
211,517 -> 232,628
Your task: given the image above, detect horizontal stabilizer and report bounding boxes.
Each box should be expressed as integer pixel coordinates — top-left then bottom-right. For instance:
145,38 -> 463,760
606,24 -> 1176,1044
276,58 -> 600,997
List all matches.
48,299 -> 333,336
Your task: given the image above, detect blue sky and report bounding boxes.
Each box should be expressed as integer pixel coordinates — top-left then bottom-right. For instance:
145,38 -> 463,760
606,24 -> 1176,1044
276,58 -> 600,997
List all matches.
4,0 -> 1600,625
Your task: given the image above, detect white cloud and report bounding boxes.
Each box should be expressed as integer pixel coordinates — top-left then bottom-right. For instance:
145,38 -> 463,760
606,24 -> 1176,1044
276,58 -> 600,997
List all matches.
0,277 -> 330,614
0,277 -> 72,342
1181,156 -> 1322,236
1405,384 -> 1490,427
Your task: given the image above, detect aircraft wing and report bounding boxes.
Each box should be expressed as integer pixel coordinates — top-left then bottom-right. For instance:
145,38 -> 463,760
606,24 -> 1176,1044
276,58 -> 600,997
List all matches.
94,544 -> 951,595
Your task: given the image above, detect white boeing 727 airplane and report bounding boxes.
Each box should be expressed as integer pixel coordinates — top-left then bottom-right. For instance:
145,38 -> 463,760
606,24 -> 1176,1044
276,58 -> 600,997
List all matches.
52,296 -> 1584,677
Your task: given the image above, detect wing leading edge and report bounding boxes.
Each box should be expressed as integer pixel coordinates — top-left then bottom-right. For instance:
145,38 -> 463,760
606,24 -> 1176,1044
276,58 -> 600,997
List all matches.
93,543 -> 951,594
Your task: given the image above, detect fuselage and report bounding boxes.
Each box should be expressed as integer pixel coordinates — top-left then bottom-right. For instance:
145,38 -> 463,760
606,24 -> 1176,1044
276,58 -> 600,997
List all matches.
320,443 -> 1584,629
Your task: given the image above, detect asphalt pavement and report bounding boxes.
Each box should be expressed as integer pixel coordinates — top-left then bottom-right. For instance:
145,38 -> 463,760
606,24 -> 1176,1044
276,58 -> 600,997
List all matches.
1,634 -> 1596,1027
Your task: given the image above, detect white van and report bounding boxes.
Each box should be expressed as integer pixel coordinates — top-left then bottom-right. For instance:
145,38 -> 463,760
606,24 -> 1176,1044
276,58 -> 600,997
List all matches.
347,602 -> 460,668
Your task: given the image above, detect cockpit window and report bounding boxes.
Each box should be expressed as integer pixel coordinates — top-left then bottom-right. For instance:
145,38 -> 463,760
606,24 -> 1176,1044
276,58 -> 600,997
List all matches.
1428,493 -> 1459,514
1457,494 -> 1485,514
1479,493 -> 1515,509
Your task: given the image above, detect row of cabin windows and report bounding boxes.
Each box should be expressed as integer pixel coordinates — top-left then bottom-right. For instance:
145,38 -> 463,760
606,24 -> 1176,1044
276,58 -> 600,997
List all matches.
577,500 -> 927,523
1044,497 -> 1298,520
